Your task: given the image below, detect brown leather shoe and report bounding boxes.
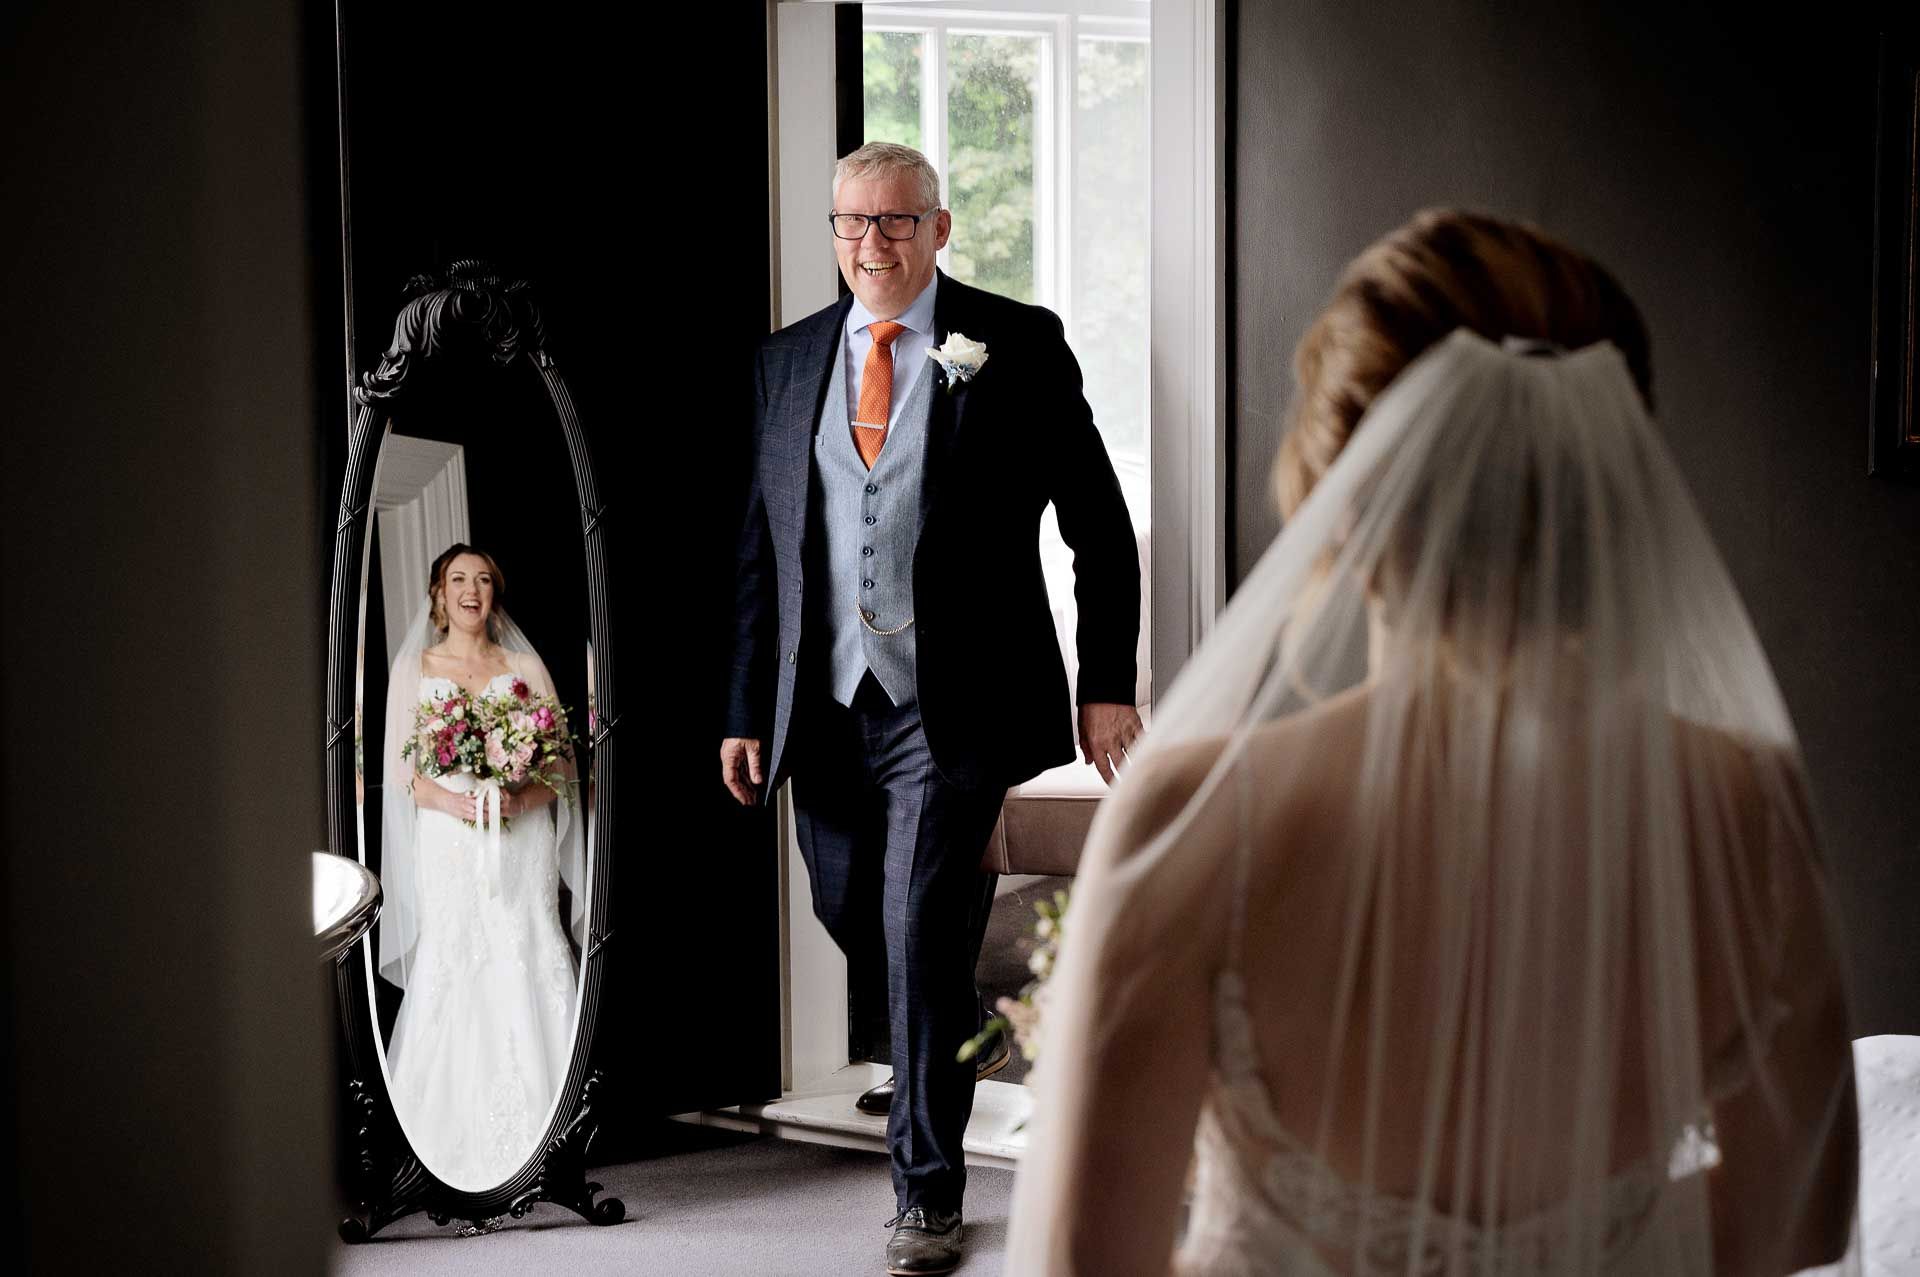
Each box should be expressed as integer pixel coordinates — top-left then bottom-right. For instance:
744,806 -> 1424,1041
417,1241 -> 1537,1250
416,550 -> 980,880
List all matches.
855,1030 -> 1012,1115
884,1205 -> 963,1275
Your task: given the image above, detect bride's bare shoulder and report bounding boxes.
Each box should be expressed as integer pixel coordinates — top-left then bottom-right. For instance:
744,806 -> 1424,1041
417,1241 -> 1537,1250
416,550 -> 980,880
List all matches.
1103,684 -> 1374,858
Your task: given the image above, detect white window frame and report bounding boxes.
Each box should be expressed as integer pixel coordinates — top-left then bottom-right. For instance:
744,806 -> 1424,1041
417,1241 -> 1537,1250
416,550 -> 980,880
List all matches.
865,9 -> 1073,326
866,3 -> 1219,694
1149,0 -> 1227,686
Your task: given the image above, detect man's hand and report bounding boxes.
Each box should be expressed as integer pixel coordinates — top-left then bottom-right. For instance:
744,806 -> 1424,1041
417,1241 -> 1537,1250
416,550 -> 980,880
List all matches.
1078,703 -> 1143,786
721,737 -> 766,806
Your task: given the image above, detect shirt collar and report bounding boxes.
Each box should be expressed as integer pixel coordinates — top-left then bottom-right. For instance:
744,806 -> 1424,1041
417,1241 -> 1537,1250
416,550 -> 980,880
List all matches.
847,272 -> 938,341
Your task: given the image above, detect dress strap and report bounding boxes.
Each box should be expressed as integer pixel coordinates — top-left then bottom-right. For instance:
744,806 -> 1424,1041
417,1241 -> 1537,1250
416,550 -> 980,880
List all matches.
1225,750 -> 1254,974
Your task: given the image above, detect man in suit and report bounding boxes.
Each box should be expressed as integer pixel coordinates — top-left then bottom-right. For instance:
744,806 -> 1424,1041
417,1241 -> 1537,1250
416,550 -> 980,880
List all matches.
721,141 -> 1141,1276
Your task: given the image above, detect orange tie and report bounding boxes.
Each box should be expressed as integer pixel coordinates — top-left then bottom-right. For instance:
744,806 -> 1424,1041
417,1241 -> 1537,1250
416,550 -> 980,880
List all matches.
854,321 -> 907,469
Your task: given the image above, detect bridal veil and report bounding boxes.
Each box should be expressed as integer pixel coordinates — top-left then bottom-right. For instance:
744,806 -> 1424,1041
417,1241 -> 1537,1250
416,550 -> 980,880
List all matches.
1008,328 -> 1860,1274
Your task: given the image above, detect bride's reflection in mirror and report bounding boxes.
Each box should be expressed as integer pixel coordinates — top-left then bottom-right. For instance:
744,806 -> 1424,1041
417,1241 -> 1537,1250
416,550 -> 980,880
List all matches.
375,542 -> 586,1189
351,357 -> 596,1191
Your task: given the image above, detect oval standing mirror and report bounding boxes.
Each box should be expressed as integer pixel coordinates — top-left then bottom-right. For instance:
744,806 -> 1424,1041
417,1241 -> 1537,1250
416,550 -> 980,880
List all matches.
327,262 -> 622,1238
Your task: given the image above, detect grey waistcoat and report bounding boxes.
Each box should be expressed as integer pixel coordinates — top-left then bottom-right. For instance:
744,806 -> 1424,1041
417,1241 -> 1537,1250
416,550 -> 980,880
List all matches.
812,337 -> 934,708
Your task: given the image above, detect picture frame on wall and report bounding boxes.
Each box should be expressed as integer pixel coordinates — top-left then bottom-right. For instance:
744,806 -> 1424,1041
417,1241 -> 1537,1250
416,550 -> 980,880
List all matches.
1869,28 -> 1919,478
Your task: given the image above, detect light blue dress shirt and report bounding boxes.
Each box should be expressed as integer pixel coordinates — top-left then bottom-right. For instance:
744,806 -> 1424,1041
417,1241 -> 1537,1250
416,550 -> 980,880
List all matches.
842,273 -> 938,429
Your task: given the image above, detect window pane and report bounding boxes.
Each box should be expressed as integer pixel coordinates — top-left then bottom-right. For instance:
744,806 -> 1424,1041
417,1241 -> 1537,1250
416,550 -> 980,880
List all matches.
1074,36 -> 1150,468
946,33 -> 1039,304
863,31 -> 923,150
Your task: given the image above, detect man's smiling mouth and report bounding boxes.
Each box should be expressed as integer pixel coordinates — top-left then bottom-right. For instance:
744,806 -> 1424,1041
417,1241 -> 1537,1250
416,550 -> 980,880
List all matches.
861,262 -> 899,276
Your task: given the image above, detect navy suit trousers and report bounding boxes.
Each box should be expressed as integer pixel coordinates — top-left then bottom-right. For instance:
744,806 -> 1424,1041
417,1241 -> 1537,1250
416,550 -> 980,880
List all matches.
791,668 -> 1005,1212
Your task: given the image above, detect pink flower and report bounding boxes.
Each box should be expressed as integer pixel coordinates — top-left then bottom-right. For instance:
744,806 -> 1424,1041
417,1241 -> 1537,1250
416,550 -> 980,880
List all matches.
531,706 -> 556,732
512,741 -> 535,768
509,710 -> 532,734
436,745 -> 455,766
512,678 -> 531,702
442,697 -> 461,714
485,729 -> 509,771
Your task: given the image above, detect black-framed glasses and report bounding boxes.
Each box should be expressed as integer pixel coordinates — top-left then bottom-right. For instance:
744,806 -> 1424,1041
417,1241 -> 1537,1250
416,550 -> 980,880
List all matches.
828,211 -> 932,241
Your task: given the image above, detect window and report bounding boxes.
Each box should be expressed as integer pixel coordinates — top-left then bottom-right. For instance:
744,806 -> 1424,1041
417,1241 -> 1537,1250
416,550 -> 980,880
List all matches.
866,2 -> 1153,716
864,2 -> 1150,493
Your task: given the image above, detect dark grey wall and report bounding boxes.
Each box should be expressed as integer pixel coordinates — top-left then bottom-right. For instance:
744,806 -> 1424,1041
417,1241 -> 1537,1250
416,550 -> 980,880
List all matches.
2,0 -> 329,1269
1234,2 -> 1920,1031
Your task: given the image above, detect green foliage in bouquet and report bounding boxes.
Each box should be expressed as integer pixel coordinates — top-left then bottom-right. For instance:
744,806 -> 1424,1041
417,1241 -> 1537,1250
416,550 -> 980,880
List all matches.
958,887 -> 1069,1067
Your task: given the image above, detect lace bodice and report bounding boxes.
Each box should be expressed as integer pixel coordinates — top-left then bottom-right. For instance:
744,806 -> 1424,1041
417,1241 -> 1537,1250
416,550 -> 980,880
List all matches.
420,669 -> 520,701
1176,759 -> 1691,1277
1183,969 -> 1676,1277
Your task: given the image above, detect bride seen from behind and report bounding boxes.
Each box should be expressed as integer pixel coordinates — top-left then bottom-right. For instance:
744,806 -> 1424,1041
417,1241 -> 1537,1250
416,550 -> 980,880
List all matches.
377,543 -> 587,1190
1006,211 -> 1859,1275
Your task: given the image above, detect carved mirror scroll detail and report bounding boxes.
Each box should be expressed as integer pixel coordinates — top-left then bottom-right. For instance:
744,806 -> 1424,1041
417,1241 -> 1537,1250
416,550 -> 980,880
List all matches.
326,261 -> 622,1240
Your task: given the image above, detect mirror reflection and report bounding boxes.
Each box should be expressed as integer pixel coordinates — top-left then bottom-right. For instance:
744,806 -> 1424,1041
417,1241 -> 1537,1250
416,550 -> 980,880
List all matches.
353,368 -> 593,1191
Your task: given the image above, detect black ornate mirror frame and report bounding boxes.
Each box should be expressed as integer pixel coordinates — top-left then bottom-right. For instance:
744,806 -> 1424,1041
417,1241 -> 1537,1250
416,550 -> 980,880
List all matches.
1869,28 -> 1920,478
324,261 -> 624,1240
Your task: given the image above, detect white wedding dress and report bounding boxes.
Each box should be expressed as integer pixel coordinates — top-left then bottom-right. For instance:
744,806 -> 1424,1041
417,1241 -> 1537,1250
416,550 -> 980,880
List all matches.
384,669 -> 580,1191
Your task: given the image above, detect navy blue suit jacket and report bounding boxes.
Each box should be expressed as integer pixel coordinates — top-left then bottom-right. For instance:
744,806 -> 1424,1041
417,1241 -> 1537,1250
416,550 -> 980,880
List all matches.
726,270 -> 1140,797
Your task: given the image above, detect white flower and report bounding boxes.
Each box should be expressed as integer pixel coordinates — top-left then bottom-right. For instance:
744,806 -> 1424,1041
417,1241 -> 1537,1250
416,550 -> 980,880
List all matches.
927,331 -> 989,390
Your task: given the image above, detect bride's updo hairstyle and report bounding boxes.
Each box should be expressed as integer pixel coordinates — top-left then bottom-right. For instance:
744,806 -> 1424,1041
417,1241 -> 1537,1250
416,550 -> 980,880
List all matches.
1274,209 -> 1654,519
427,542 -> 508,641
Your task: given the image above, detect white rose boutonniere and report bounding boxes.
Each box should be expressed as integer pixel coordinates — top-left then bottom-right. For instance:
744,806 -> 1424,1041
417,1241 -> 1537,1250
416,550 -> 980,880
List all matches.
927,331 -> 989,394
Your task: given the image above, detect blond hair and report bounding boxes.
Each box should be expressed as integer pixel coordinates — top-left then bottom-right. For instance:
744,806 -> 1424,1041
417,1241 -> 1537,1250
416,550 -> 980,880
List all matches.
1274,209 -> 1654,518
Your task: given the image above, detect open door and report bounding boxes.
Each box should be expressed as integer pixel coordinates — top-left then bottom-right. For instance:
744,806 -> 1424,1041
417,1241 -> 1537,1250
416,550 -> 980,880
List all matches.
678,0 -> 1165,1173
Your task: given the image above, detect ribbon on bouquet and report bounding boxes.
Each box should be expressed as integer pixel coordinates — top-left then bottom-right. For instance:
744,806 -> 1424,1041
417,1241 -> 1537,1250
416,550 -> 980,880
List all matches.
474,776 -> 506,899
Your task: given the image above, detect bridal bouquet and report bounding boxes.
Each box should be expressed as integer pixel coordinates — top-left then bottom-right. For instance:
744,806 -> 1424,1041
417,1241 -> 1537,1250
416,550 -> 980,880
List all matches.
403,691 -> 489,781
401,681 -> 579,825
475,677 -> 578,808
959,886 -> 1070,1068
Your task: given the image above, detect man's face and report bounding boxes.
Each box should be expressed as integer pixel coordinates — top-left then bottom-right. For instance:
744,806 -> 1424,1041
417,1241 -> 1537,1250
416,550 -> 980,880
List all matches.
831,171 -> 950,321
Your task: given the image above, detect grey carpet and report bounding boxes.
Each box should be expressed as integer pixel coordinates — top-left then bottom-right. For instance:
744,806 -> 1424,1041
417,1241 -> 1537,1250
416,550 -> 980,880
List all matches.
329,1124 -> 1014,1277
331,880 -> 1059,1275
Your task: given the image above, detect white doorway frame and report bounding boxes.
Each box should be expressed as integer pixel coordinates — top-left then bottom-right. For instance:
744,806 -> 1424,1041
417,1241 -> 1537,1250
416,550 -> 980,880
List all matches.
686,0 -> 1226,1166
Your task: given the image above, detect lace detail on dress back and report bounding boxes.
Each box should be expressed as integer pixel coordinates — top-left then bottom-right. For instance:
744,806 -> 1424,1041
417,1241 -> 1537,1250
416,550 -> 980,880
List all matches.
1177,756 -> 1678,1277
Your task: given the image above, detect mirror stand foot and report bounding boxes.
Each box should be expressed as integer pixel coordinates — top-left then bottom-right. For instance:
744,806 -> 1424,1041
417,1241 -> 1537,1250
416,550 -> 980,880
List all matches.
336,1174 -> 432,1243
333,1070 -> 625,1241
509,1069 -> 627,1227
